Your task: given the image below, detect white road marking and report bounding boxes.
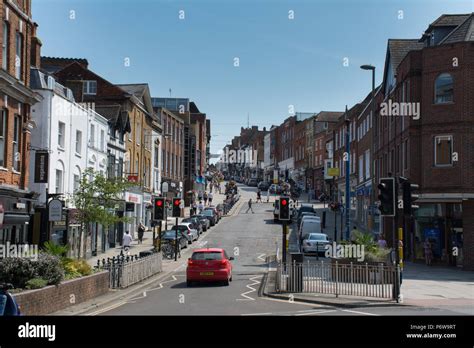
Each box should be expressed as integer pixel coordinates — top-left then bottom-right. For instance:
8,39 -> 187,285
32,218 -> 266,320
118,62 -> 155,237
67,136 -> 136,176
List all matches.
294,309 -> 337,316
86,301 -> 128,316
340,309 -> 379,316
236,275 -> 261,301
257,253 -> 266,261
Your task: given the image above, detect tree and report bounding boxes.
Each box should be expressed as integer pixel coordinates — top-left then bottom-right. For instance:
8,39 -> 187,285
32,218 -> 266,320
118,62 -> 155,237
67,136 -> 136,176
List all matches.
71,168 -> 134,258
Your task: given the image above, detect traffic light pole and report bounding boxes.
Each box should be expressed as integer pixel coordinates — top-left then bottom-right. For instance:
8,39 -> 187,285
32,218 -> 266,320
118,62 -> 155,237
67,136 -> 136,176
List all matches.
282,222 -> 287,271
175,217 -> 179,261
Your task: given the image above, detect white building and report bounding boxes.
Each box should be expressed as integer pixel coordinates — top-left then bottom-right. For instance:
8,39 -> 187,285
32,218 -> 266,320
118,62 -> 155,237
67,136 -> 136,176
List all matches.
29,69 -> 89,253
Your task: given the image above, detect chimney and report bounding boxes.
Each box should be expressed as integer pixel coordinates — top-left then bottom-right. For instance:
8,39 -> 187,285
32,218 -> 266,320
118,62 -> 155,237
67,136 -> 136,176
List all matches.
30,22 -> 42,68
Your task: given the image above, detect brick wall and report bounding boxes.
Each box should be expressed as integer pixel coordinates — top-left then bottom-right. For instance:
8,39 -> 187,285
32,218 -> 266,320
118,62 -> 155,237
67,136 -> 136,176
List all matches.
13,271 -> 110,315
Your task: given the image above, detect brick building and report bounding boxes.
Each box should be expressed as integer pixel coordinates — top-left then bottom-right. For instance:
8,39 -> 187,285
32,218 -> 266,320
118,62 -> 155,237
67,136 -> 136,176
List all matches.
375,14 -> 474,270
0,0 -> 42,245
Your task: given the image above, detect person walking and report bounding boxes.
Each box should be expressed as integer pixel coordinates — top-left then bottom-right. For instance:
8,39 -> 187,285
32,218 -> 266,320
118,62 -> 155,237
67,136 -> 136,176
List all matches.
122,231 -> 133,254
198,190 -> 203,202
246,198 -> 254,213
377,235 -> 387,248
256,189 -> 262,203
203,191 -> 208,206
424,238 -> 433,266
198,200 -> 204,214
208,191 -> 213,205
191,201 -> 197,216
137,221 -> 145,244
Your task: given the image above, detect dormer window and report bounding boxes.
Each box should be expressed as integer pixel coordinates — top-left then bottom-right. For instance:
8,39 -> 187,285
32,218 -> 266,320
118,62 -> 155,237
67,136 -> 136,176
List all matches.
83,80 -> 97,95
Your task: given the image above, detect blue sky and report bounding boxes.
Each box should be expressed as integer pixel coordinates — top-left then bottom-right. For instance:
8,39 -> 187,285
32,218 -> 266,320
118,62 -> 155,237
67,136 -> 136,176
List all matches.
33,0 -> 473,157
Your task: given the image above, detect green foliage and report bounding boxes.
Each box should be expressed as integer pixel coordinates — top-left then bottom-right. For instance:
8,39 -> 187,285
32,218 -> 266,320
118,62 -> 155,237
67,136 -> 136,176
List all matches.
352,231 -> 391,263
71,168 -> 134,229
35,253 -> 64,285
62,258 -> 92,279
0,257 -> 36,288
25,278 -> 48,290
42,241 -> 69,258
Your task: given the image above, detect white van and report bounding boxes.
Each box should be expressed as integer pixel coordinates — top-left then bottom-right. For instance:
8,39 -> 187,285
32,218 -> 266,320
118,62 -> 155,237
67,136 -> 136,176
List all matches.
299,219 -> 322,242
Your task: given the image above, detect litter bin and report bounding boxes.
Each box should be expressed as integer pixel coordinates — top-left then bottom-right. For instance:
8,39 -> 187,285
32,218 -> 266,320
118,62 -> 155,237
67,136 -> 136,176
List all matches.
287,252 -> 304,292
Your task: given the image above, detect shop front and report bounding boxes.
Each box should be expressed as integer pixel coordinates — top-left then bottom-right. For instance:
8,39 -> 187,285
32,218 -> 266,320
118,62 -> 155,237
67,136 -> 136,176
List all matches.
412,201 -> 464,268
0,189 -> 35,246
125,191 -> 143,239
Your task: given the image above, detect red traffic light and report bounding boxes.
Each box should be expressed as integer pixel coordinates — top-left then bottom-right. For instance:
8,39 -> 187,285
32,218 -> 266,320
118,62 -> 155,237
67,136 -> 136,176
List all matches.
174,199 -> 181,206
156,200 -> 163,207
281,199 -> 288,206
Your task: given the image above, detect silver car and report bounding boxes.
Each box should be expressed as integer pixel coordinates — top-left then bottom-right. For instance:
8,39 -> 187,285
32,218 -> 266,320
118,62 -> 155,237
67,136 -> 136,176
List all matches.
172,223 -> 199,244
302,233 -> 330,255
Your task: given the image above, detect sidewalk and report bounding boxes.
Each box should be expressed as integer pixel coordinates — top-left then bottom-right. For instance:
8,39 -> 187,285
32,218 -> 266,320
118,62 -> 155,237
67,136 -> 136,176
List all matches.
87,187 -> 229,267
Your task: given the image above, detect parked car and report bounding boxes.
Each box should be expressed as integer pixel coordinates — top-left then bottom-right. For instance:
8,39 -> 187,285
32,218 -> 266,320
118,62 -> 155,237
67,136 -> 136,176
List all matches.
192,214 -> 210,231
302,233 -> 330,255
186,248 -> 234,286
214,204 -> 224,219
297,204 -> 315,219
172,223 -> 199,244
205,206 -> 221,223
269,184 -> 282,194
202,208 -> 218,226
298,212 -> 319,227
182,217 -> 203,235
299,219 -> 323,242
161,230 -> 188,250
248,178 -> 258,187
257,181 -> 270,191
0,283 -> 21,316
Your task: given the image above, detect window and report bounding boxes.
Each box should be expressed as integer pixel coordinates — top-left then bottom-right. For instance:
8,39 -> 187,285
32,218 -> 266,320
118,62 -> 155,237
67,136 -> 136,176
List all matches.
12,115 -> 20,171
15,32 -> 22,80
0,109 -> 6,167
100,129 -> 105,151
135,120 -> 141,144
83,81 -> 97,95
434,135 -> 453,166
365,150 -> 370,179
55,169 -> 63,193
2,22 -> 8,70
90,124 -> 95,147
358,155 -> 364,182
75,130 -> 82,154
434,73 -> 453,104
73,174 -> 80,192
108,153 -> 116,178
118,157 -> 123,177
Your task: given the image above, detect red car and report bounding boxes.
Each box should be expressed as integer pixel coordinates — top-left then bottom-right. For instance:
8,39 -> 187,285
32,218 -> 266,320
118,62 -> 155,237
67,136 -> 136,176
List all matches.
186,248 -> 234,286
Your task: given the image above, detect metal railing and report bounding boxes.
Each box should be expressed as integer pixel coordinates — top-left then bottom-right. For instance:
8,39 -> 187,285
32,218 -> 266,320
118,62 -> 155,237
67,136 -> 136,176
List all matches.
276,260 -> 400,300
96,251 -> 162,289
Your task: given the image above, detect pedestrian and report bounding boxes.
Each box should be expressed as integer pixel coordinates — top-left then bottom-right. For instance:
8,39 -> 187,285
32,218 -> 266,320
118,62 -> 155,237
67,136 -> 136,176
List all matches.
198,200 -> 204,214
191,201 -> 197,216
137,221 -> 145,244
246,198 -> 254,213
198,190 -> 203,202
267,189 -> 270,203
203,191 -> 208,206
122,230 -> 133,254
424,238 -> 433,266
208,191 -> 213,205
377,234 -> 387,248
256,189 -> 262,203
350,226 -> 359,243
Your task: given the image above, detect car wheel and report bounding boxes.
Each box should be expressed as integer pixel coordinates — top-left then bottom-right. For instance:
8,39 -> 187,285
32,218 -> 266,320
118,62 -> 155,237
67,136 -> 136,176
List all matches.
223,278 -> 230,286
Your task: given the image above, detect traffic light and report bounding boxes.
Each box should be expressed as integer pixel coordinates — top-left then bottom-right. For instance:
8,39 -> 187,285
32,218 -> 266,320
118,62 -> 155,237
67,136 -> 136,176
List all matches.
279,196 -> 290,221
154,197 -> 165,221
378,178 -> 396,216
402,181 -> 419,216
172,197 -> 181,217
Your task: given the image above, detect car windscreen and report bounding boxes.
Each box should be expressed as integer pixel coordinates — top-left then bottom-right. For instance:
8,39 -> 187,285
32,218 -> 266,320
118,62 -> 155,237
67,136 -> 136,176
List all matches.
163,231 -> 181,238
191,252 -> 223,261
309,234 -> 327,241
203,210 -> 214,216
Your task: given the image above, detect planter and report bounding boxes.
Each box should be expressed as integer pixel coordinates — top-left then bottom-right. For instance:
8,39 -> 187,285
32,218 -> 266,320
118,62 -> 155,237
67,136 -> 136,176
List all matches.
13,271 -> 109,315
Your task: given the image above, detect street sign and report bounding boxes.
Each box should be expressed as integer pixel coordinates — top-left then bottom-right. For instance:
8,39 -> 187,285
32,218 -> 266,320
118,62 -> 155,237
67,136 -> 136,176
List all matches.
162,182 -> 169,193
34,151 -> 49,183
48,199 -> 63,222
327,168 -> 340,177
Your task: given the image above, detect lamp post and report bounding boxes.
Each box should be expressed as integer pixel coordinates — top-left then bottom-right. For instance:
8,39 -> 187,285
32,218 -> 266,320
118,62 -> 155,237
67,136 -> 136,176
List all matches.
344,106 -> 350,241
360,64 -> 376,234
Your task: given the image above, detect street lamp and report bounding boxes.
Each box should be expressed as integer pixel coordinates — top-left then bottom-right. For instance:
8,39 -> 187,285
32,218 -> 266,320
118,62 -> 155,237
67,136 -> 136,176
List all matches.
360,64 -> 376,234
